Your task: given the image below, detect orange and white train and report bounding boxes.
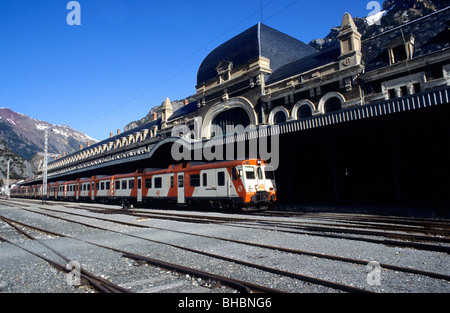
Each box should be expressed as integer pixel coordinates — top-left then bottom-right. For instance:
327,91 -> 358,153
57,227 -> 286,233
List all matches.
11,159 -> 277,210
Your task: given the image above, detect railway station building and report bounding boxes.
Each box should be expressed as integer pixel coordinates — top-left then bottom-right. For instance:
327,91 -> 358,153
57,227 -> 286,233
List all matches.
43,8 -> 450,208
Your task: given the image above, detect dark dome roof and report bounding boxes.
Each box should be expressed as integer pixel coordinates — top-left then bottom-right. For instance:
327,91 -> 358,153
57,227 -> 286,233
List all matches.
197,23 -> 317,86
266,45 -> 341,84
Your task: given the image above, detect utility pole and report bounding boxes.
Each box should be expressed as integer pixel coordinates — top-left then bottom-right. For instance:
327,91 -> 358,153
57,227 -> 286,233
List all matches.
43,129 -> 48,202
6,159 -> 10,198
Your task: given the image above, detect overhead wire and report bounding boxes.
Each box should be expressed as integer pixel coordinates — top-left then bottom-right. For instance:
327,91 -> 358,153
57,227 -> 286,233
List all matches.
70,0 -> 289,136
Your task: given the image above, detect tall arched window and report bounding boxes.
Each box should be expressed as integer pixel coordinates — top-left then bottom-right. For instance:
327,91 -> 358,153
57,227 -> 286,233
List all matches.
211,107 -> 250,136
201,97 -> 258,139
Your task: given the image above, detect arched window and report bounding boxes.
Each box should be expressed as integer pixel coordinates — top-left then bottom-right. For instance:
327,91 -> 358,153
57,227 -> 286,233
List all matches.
201,97 -> 258,139
318,92 -> 346,114
324,97 -> 342,113
292,100 -> 315,120
212,107 -> 250,136
273,111 -> 287,124
297,105 -> 312,119
268,106 -> 289,125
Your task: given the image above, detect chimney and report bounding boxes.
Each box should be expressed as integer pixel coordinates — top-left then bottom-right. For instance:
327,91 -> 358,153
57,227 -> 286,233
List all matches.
79,144 -> 83,150
152,112 -> 157,121
63,152 -> 66,156
117,129 -> 121,135
110,132 -> 113,138
184,99 -> 189,105
87,141 -> 90,147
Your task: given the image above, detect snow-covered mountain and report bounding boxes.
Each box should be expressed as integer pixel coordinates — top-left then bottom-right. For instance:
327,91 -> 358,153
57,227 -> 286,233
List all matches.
0,107 -> 97,162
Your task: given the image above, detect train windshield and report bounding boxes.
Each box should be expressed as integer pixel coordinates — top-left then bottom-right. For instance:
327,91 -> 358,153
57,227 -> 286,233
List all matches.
264,167 -> 275,180
244,166 -> 256,179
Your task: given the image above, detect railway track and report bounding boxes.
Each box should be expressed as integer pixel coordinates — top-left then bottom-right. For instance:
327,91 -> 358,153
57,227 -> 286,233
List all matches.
30,200 -> 450,253
0,214 -> 284,293
1,198 -> 449,293
5,199 -> 449,255
0,215 -> 131,293
0,205 -> 372,293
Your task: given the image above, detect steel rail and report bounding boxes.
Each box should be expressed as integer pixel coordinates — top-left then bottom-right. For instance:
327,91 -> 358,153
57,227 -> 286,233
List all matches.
37,204 -> 450,253
122,253 -> 280,293
1,210 -> 373,293
5,199 -> 449,237
0,215 -> 131,293
14,206 -> 450,281
76,205 -> 450,245
0,214 -> 282,293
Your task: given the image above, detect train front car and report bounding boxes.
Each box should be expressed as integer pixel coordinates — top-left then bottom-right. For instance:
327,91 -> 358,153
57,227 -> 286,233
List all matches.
233,159 -> 277,210
181,159 -> 276,211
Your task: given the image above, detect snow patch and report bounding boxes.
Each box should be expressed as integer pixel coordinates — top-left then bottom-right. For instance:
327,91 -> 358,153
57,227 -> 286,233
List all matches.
51,127 -> 70,138
35,123 -> 48,130
366,9 -> 387,26
6,118 -> 16,125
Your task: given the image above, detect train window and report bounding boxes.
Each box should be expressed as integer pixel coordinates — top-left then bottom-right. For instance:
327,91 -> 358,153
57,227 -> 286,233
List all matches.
264,167 -> 275,180
116,181 -> 120,190
145,178 -> 152,189
257,167 -> 264,180
96,183 -> 99,191
202,173 -> 207,186
218,171 -> 225,186
129,180 -> 134,189
137,179 -> 141,189
170,176 -> 174,188
190,174 -> 200,187
87,184 -> 90,191
106,181 -> 110,190
154,177 -> 162,188
101,182 -> 105,190
231,168 -> 238,181
122,180 -> 127,189
244,166 -> 255,179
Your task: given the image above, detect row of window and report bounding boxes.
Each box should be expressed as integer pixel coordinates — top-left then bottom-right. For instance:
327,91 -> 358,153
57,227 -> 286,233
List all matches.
49,168 -> 274,193
49,172 -> 228,193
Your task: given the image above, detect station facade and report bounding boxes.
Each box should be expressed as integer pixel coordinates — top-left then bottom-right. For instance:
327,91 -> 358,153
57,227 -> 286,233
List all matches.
44,9 -> 450,207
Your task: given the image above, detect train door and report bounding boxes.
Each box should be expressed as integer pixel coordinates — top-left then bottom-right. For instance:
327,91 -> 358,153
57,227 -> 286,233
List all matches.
256,166 -> 264,191
202,170 -> 216,198
216,170 -> 228,197
177,172 -> 185,204
137,177 -> 142,203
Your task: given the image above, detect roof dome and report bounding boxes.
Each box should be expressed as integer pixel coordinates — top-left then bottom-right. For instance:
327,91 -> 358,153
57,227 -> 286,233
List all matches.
196,23 -> 317,86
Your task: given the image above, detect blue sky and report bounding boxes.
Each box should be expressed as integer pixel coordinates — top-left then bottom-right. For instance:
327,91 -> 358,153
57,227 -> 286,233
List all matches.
0,0 -> 371,141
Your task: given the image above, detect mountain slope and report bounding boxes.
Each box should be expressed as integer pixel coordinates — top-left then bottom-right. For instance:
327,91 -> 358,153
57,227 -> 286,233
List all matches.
0,137 -> 34,183
0,108 -> 96,161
